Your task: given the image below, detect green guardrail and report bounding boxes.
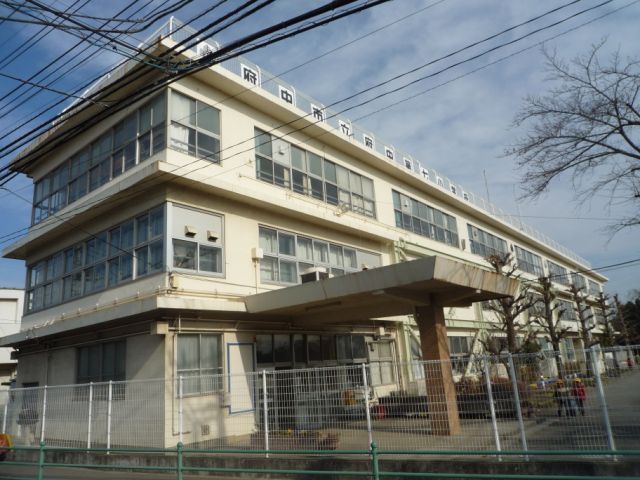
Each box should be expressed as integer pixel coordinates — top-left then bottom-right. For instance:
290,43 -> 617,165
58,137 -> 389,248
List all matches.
1,441 -> 639,480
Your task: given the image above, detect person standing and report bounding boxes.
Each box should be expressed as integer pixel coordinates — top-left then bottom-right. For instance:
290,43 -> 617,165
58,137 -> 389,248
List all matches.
554,380 -> 568,417
572,378 -> 587,416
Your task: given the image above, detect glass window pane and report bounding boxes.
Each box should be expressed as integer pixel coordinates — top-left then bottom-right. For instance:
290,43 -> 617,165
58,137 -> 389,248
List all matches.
336,165 -> 349,188
199,245 -> 221,273
307,335 -> 321,362
323,160 -> 337,183
344,248 -> 357,269
322,335 -> 336,361
150,207 -> 164,237
255,129 -> 272,157
136,215 -> 149,245
170,124 -> 196,155
136,246 -> 148,276
260,256 -> 278,282
178,335 -> 199,370
121,221 -> 134,250
200,335 -> 220,370
352,336 -> 366,359
297,237 -> 313,262
329,244 -> 343,267
149,240 -> 163,272
197,132 -> 219,162
198,103 -> 220,134
278,232 -> 295,257
173,239 -> 197,269
259,228 -> 277,254
336,335 -> 352,361
349,172 -> 362,195
119,254 -> 132,281
313,241 -> 329,264
291,146 -> 305,170
293,334 -> 305,364
172,92 -> 196,126
308,152 -> 323,177
361,177 -> 374,198
256,335 -> 273,364
279,260 -> 297,283
274,334 -> 291,363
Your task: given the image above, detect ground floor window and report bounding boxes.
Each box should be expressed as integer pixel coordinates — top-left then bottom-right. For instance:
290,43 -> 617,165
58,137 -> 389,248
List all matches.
176,334 -> 222,394
77,340 -> 126,395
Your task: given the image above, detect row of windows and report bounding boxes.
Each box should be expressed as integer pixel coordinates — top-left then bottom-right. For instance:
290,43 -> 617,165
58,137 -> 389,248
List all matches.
392,190 -> 459,248
467,225 -> 508,258
26,206 -> 164,313
33,95 -> 166,225
255,129 -> 376,218
258,226 -> 381,284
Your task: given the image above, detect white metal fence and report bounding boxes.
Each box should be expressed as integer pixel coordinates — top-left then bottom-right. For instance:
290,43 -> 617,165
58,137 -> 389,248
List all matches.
1,345 -> 638,453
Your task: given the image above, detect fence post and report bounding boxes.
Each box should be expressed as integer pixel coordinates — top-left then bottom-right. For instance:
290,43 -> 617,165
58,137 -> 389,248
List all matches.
361,363 -> 373,451
2,403 -> 7,434
36,440 -> 45,480
483,356 -> 501,459
590,346 -> 616,456
262,370 -> 269,458
107,381 -> 113,451
178,376 -> 184,444
87,382 -> 93,449
39,386 -> 47,444
507,354 -> 528,459
176,441 -> 184,480
371,441 -> 379,480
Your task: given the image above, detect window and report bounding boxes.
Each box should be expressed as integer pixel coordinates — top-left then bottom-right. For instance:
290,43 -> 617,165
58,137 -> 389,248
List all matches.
514,246 -> 543,277
26,206 -> 165,314
547,261 -> 570,286
32,93 -> 167,225
170,206 -> 223,275
255,129 -> 376,218
392,190 -> 459,248
77,340 -> 126,384
467,224 -> 508,258
556,299 -> 577,321
177,334 -> 222,394
369,341 -> 395,386
169,91 -> 220,162
571,272 -> 587,290
588,280 -> 601,297
259,226 -> 380,284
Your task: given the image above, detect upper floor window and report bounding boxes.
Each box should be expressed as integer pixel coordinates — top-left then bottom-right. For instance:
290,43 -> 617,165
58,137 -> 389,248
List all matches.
514,246 -> 543,277
556,299 -> 577,321
32,93 -> 166,225
170,205 -> 224,276
467,224 -> 508,258
254,129 -> 376,218
547,261 -> 570,286
571,272 -> 587,291
588,280 -> 601,296
258,226 -> 380,285
169,91 -> 220,162
25,205 -> 164,314
392,190 -> 459,248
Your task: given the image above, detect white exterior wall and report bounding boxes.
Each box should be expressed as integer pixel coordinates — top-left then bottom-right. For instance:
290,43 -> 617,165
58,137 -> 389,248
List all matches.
0,289 -> 24,384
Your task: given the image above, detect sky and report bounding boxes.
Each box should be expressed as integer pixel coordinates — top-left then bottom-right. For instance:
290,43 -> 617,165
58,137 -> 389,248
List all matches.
0,0 -> 638,299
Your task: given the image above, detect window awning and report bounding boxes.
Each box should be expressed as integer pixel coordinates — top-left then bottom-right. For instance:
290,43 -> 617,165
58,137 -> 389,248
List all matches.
244,256 -> 518,326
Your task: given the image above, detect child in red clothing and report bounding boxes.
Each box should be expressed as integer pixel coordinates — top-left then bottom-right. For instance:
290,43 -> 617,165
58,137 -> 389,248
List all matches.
572,379 -> 587,416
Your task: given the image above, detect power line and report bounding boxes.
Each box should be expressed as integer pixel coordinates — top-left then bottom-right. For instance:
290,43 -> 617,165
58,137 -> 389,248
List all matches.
0,0 -> 615,245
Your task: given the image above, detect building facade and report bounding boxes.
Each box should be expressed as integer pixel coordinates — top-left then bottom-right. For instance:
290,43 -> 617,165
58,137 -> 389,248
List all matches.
1,21 -> 607,445
0,289 -> 23,385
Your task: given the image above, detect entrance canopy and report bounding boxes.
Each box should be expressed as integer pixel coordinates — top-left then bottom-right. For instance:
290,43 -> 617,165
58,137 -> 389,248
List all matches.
244,256 -> 518,326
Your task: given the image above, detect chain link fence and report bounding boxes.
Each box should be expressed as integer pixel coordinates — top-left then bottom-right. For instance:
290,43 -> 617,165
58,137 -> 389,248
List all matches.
1,345 -> 638,454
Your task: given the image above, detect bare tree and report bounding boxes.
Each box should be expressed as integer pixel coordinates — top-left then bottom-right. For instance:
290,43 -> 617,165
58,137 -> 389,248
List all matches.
480,254 -> 536,355
529,276 -> 571,376
509,42 -> 640,232
569,284 -> 597,349
593,292 -> 616,348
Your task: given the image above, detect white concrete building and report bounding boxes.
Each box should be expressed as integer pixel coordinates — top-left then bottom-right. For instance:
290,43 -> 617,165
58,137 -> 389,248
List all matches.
0,288 -> 24,385
0,20 -> 607,445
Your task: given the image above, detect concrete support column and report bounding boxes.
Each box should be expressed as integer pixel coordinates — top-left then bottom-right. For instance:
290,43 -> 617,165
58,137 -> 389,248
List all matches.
415,304 -> 461,435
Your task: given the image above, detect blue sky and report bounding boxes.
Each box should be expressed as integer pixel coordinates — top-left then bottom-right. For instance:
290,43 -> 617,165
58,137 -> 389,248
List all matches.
0,0 -> 638,299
